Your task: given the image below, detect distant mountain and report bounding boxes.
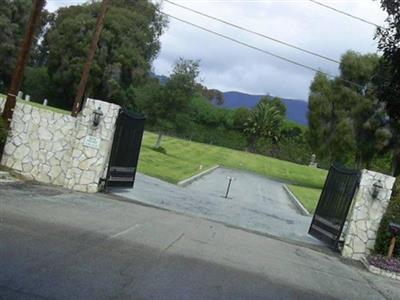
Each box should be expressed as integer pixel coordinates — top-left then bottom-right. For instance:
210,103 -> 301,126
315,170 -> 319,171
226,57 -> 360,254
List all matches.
151,74 -> 309,125
217,91 -> 308,126
150,73 -> 169,85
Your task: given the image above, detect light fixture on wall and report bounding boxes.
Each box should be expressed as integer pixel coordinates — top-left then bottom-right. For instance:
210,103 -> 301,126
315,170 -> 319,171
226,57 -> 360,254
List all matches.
92,107 -> 103,128
372,180 -> 383,199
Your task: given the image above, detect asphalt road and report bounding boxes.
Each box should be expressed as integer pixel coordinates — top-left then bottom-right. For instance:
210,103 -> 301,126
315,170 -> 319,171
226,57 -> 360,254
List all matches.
112,168 -> 319,244
1,182 -> 400,300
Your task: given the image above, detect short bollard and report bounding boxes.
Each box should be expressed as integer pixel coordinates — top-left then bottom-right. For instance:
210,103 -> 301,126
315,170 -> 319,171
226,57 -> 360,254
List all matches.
387,223 -> 400,259
223,176 -> 234,199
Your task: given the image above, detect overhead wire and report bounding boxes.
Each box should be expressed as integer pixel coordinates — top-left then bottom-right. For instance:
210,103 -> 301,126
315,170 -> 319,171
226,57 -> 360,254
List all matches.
164,0 -> 340,64
308,0 -> 384,29
45,0 -> 365,88
159,11 -> 364,89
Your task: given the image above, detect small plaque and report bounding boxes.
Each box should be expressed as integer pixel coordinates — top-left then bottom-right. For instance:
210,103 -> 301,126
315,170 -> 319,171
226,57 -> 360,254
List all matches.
83,135 -> 101,149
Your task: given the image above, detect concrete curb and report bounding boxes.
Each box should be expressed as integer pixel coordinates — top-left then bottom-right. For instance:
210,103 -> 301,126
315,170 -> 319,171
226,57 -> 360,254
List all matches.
0,171 -> 18,183
177,165 -> 220,187
283,184 -> 311,216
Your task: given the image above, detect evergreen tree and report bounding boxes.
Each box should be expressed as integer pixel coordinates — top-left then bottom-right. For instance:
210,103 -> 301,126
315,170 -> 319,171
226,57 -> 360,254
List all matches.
375,0 -> 400,175
0,0 -> 48,91
42,0 -> 166,108
308,51 -> 390,168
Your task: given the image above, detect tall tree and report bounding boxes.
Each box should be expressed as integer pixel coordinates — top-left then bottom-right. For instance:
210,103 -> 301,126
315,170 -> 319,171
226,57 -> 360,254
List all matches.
0,0 -> 48,91
42,0 -> 166,108
308,73 -> 356,164
137,58 -> 200,148
375,0 -> 400,176
308,51 -> 389,168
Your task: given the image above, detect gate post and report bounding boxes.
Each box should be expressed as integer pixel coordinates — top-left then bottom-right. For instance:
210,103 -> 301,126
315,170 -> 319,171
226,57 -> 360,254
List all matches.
63,98 -> 120,193
341,170 -> 395,260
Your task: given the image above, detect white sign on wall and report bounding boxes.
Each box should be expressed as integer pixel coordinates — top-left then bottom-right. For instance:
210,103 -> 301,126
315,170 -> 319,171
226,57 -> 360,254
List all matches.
83,136 -> 101,149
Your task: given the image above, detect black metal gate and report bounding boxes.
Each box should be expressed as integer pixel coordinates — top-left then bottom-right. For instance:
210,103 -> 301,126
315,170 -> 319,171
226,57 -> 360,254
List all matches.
105,109 -> 145,188
308,164 -> 360,250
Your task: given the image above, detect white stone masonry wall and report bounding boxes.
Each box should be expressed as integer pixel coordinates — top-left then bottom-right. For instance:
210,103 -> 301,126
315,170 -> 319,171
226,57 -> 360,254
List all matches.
0,97 -> 121,193
64,99 -> 120,193
342,170 -> 396,260
1,99 -> 75,185
0,96 -> 5,111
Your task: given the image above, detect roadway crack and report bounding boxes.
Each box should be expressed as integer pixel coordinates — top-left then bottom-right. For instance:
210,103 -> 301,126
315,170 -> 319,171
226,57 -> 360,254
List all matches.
162,232 -> 185,253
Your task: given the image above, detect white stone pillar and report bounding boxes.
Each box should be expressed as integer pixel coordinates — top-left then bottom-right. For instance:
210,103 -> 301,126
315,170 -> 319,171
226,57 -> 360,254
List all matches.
63,98 -> 120,193
342,170 -> 396,260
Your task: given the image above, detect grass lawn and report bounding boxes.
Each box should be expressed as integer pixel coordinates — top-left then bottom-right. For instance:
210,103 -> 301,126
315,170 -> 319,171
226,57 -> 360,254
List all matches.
1,93 -> 324,212
139,132 -> 327,196
0,94 -> 69,115
287,185 -> 322,214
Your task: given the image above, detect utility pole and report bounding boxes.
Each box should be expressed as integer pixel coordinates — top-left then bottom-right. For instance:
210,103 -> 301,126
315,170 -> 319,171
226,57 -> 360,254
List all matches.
0,0 -> 45,160
71,0 -> 110,117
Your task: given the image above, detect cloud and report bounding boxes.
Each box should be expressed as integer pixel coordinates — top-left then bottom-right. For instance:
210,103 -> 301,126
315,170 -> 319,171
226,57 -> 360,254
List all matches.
47,0 -> 388,100
153,0 -> 387,99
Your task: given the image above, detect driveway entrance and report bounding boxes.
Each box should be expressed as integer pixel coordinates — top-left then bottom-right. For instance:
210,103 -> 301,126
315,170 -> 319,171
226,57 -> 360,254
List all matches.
111,168 -> 321,245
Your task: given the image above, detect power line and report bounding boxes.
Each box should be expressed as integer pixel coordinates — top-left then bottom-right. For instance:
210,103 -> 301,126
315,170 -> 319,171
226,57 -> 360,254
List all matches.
164,0 -> 340,64
308,0 -> 384,29
160,11 -> 363,89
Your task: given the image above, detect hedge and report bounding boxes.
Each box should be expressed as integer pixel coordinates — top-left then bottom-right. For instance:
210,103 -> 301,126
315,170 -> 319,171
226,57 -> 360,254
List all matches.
374,178 -> 400,258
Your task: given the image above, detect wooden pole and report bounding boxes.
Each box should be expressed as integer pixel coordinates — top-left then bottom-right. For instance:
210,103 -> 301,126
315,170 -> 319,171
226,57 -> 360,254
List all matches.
0,0 -> 45,160
71,0 -> 110,117
387,236 -> 396,260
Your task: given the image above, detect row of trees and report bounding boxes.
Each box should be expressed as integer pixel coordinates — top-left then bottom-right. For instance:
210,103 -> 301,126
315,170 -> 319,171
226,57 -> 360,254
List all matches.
134,58 -> 309,165
0,0 -> 166,108
0,0 -> 310,164
308,51 -> 391,170
308,0 -> 400,177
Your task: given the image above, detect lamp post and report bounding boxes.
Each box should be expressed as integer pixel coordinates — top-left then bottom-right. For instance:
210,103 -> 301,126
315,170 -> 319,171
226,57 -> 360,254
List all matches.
92,107 -> 103,128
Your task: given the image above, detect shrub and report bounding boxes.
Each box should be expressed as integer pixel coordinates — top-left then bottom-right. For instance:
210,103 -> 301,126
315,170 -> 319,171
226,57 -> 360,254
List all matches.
374,178 -> 400,258
0,118 -> 7,144
22,66 -> 54,104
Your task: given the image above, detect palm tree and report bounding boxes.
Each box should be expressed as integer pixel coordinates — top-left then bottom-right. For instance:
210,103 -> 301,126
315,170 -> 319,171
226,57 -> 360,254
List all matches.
244,101 -> 283,152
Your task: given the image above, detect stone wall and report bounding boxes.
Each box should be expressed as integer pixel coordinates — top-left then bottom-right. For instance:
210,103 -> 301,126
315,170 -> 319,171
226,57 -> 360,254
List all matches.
0,96 -> 4,111
342,170 -> 396,260
64,99 -> 120,193
1,101 -> 75,185
0,97 -> 120,193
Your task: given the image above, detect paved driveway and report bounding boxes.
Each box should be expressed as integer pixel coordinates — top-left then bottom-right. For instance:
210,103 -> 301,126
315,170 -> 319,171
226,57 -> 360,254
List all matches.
112,167 -> 321,245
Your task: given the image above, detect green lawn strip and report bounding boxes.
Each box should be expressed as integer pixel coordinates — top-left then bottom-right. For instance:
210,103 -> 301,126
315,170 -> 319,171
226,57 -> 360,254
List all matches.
139,131 -> 328,189
17,99 -> 70,115
287,184 -> 322,214
0,93 -> 69,115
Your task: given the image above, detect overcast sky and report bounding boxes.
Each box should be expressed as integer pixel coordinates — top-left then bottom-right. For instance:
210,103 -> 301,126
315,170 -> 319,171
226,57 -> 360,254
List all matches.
46,0 -> 388,100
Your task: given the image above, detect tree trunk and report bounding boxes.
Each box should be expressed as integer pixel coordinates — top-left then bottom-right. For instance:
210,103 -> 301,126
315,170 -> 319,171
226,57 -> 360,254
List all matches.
355,152 -> 362,169
392,148 -> 400,177
154,132 -> 163,149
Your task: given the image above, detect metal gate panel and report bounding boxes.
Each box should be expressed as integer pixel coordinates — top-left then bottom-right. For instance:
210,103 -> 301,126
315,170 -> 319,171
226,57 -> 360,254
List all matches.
105,109 -> 145,188
309,164 -> 360,250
